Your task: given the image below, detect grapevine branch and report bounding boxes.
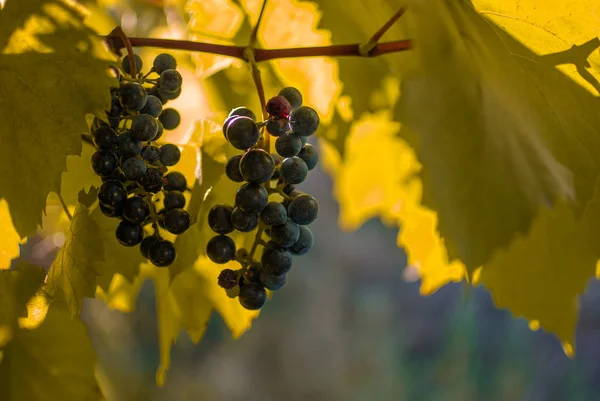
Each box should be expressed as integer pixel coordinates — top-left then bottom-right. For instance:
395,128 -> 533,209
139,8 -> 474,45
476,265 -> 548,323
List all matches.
103,37 -> 412,61
360,7 -> 407,56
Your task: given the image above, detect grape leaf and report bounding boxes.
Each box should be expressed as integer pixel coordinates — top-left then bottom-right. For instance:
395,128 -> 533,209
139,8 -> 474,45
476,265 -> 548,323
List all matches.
78,186 -> 98,208
321,110 -> 416,230
43,205 -> 104,317
394,0 -> 600,272
0,200 -> 24,270
479,190 -> 600,347
0,308 -> 101,401
0,0 -> 116,238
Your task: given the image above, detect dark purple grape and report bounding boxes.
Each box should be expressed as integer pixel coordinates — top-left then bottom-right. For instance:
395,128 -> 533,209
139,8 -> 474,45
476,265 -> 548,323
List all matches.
288,194 -> 318,225
266,95 -> 291,119
115,221 -> 144,246
231,208 -> 259,232
206,235 -> 236,264
238,282 -> 266,310
208,204 -> 234,234
240,149 -> 275,184
163,208 -> 191,234
91,150 -> 118,176
225,155 -> 244,182
148,239 -> 176,267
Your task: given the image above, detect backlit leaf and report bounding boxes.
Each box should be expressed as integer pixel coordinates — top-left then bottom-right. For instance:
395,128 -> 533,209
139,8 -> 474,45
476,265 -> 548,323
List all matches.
0,0 -> 117,238
43,205 -> 104,317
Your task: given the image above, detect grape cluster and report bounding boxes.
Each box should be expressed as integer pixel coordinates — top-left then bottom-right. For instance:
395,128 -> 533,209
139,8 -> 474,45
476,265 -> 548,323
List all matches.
91,53 -> 190,267
208,87 -> 320,311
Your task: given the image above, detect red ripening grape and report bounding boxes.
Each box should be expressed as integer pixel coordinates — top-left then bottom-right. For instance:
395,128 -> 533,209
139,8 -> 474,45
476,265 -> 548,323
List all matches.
266,95 -> 291,119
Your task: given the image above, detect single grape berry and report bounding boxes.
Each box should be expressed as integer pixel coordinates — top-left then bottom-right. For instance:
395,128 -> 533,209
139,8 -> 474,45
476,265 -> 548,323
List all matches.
225,155 -> 245,182
159,108 -> 181,130
92,125 -> 117,150
153,53 -> 177,74
275,132 -> 302,157
206,235 -> 236,264
280,157 -> 308,184
91,150 -> 119,176
240,149 -> 275,184
266,119 -> 289,137
260,271 -> 287,291
141,145 -> 161,164
139,168 -> 163,193
140,235 -> 159,258
158,87 -> 181,101
231,208 -> 259,232
140,95 -> 163,118
100,203 -> 122,218
117,131 -> 142,157
98,180 -> 127,208
222,115 -> 236,140
122,196 -> 150,224
278,87 -> 303,110
239,282 -> 266,310
218,269 -> 239,290
159,144 -> 181,166
119,82 -> 147,112
226,116 -> 260,150
235,183 -> 268,214
163,171 -> 187,191
164,190 -> 186,210
288,194 -> 319,225
131,114 -> 159,141
148,239 -> 177,267
154,120 -> 164,141
260,202 -> 287,226
290,225 -> 314,255
261,242 -> 292,276
122,54 -> 143,75
228,106 -> 256,121
208,204 -> 234,234
266,95 -> 291,119
163,208 -> 191,234
121,157 -> 147,181
159,69 -> 183,93
115,221 -> 144,247
270,218 -> 300,248
290,106 -> 319,136
298,144 -> 319,170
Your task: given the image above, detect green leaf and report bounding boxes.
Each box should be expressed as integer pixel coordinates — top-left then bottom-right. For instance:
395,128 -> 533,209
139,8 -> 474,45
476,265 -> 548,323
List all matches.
479,193 -> 600,348
62,142 -> 101,207
394,0 -> 600,271
43,205 -> 104,317
0,308 -> 101,401
78,186 -> 99,208
0,0 -> 116,238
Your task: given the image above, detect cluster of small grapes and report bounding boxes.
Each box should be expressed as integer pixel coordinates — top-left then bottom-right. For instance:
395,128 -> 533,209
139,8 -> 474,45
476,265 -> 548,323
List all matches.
90,52 -> 191,267
207,87 -> 320,311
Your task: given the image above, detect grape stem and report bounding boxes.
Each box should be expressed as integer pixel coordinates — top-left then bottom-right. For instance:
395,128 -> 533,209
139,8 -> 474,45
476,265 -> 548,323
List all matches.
248,0 -> 268,49
58,193 -> 73,222
108,27 -> 137,77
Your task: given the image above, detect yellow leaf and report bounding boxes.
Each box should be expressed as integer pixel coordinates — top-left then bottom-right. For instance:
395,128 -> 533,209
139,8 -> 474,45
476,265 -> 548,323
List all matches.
395,0 -> 600,271
0,308 -> 101,401
397,179 -> 467,295
322,111 -> 418,231
0,0 -> 116,237
44,205 -> 104,317
479,192 -> 600,348
0,200 -> 24,269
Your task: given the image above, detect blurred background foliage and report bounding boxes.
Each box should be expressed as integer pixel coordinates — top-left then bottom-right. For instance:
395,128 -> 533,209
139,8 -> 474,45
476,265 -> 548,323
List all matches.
17,0 -> 600,399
